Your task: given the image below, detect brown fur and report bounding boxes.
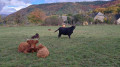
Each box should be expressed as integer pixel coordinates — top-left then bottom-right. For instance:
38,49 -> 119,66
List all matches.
37,44 -> 49,58
48,29 -> 51,31
18,40 -> 38,53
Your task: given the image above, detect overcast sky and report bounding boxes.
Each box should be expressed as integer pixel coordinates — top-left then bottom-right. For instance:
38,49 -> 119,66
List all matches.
0,0 -> 110,15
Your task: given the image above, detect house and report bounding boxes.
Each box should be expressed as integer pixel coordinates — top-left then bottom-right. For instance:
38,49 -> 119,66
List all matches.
59,16 -> 67,22
94,12 -> 105,22
117,18 -> 120,24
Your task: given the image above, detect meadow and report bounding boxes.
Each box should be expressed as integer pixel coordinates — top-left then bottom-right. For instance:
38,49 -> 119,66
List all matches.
0,25 -> 120,67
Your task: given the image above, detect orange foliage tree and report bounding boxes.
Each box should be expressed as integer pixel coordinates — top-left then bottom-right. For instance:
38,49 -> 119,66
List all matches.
28,8 -> 46,24
93,8 -> 106,13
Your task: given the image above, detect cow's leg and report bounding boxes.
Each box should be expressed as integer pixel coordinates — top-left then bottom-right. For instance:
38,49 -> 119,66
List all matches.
58,33 -> 61,38
68,35 -> 71,39
24,50 -> 29,53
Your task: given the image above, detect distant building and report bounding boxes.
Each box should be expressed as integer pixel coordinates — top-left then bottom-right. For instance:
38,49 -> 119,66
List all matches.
83,21 -> 88,26
117,18 -> 120,24
59,16 -> 67,22
94,12 -> 105,22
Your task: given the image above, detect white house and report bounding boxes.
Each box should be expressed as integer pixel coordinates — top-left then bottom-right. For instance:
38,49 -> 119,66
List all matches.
94,12 -> 105,22
117,18 -> 120,24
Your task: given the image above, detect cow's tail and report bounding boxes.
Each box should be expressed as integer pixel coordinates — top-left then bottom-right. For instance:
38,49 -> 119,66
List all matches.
55,28 -> 59,32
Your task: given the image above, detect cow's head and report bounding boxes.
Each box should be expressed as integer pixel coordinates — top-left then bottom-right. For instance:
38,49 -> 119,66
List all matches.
27,39 -> 38,49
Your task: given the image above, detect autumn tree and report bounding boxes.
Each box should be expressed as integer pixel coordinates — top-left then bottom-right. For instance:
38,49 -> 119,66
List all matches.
43,16 -> 63,26
15,13 -> 22,24
28,8 -> 46,24
67,16 -> 72,24
117,8 -> 120,14
94,5 -> 120,15
0,15 -> 2,23
93,8 -> 106,13
0,15 -> 4,25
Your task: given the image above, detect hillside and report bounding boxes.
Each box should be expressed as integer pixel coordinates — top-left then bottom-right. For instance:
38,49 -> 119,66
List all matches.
8,1 -> 109,16
101,0 -> 120,7
6,1 -> 116,24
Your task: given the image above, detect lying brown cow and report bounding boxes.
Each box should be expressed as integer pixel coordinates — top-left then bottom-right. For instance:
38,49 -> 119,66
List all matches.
18,39 -> 38,53
36,44 -> 49,58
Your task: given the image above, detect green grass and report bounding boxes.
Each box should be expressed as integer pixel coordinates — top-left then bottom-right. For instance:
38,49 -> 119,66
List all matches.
0,25 -> 120,67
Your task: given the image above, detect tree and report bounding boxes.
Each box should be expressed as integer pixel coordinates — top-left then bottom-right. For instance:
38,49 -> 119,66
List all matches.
15,13 -> 22,24
0,15 -> 3,24
43,16 -> 63,26
0,15 -> 2,22
117,8 -> 120,14
67,14 -> 73,16
93,8 -> 106,13
67,16 -> 72,24
104,10 -> 112,14
94,19 -> 102,24
88,17 -> 94,22
28,8 -> 46,24
73,14 -> 85,24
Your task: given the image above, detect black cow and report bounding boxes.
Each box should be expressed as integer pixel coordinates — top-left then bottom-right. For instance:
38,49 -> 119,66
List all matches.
55,26 -> 76,38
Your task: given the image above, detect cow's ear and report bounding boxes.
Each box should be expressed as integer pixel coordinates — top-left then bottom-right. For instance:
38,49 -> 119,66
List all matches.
27,40 -> 30,44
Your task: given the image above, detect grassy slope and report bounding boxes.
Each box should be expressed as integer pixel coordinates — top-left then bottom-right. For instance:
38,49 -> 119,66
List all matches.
0,25 -> 120,67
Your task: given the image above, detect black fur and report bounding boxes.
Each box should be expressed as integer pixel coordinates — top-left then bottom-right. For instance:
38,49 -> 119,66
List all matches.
31,33 -> 39,39
55,26 -> 75,38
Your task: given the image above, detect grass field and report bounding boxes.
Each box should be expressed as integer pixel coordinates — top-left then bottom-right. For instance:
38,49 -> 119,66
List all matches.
0,25 -> 120,67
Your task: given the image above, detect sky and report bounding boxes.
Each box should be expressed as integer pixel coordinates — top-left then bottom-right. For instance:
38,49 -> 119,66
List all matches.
0,0 -> 110,15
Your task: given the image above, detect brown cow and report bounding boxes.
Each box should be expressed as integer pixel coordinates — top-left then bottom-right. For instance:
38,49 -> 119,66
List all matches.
18,40 -> 38,53
36,44 -> 49,58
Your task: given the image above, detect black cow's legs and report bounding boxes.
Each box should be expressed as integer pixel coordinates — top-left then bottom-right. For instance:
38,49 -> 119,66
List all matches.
58,34 -> 61,38
68,35 -> 71,39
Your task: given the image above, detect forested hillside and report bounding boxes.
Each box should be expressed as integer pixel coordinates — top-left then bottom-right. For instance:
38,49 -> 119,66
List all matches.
4,0 -> 120,25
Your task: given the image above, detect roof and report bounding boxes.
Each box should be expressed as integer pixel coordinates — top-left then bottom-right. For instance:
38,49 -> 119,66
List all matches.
117,18 -> 120,24
94,12 -> 105,22
96,12 -> 104,16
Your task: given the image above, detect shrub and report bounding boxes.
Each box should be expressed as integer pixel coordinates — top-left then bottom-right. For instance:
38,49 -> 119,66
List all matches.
83,21 -> 88,26
43,16 -> 63,26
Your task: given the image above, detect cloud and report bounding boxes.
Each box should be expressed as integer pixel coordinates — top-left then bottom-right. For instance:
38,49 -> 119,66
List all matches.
0,0 -> 31,14
0,6 -> 16,14
0,0 -> 5,11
